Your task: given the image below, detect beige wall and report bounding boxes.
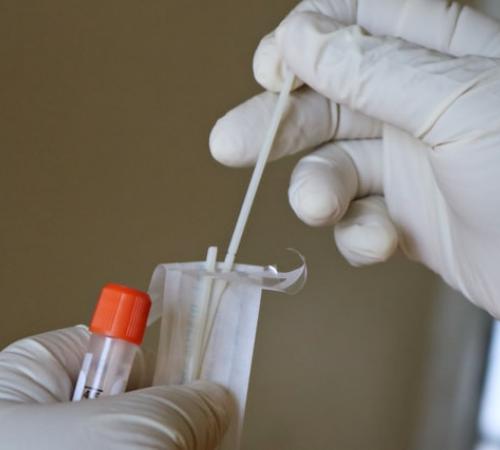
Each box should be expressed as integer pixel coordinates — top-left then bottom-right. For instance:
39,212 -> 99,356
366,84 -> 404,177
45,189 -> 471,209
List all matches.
0,2 -> 466,449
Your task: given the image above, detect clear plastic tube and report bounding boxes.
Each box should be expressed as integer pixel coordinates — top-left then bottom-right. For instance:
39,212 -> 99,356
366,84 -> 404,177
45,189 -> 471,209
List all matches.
73,334 -> 137,401
72,334 -> 137,400
72,283 -> 151,401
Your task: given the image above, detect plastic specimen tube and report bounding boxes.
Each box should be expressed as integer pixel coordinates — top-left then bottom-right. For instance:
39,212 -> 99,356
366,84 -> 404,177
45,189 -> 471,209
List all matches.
72,284 -> 151,401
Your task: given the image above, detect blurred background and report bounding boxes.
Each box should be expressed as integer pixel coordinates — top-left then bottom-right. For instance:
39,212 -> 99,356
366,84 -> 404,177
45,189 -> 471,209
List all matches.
0,1 -> 498,449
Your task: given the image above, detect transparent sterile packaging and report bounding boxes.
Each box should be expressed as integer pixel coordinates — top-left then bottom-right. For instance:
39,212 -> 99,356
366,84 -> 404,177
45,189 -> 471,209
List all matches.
147,257 -> 305,450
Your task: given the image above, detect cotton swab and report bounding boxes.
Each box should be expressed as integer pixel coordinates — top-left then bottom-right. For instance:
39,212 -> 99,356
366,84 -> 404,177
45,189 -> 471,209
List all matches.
197,70 -> 296,361
222,69 -> 296,271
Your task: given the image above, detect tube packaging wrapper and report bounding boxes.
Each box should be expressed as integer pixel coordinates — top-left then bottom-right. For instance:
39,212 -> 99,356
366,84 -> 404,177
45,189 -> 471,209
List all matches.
147,260 -> 305,450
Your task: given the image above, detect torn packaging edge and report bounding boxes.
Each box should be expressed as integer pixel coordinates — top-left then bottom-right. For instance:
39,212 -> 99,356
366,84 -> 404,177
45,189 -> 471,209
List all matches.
147,259 -> 307,326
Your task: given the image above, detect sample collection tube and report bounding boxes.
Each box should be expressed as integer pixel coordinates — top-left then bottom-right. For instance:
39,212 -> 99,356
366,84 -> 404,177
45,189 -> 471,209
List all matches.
72,283 -> 151,401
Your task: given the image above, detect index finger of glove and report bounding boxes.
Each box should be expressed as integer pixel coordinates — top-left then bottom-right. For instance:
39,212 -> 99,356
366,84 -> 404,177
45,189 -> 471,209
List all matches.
210,87 -> 381,168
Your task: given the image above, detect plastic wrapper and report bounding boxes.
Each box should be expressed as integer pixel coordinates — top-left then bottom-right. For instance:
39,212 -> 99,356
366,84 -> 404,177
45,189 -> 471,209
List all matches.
147,259 -> 306,450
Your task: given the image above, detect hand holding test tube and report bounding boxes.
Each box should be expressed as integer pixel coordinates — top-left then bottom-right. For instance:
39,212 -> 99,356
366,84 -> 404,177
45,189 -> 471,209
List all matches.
0,326 -> 229,449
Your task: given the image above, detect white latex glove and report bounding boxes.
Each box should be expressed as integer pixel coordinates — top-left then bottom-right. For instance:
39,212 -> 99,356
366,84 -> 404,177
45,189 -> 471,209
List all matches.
210,0 -> 500,317
0,326 -> 229,449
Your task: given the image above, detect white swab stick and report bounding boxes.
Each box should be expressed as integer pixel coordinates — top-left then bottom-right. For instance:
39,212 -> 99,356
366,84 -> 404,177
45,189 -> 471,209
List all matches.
222,70 -> 295,271
186,246 -> 218,382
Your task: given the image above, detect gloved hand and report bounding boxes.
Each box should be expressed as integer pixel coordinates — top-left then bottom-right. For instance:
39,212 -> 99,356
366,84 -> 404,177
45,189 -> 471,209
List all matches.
0,326 -> 230,450
210,0 -> 500,317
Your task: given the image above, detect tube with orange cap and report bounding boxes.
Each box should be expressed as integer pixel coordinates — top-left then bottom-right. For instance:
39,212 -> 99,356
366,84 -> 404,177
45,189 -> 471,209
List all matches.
72,283 -> 151,401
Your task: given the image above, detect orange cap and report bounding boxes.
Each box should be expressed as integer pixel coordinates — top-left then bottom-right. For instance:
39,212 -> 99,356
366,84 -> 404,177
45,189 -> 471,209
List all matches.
89,283 -> 151,345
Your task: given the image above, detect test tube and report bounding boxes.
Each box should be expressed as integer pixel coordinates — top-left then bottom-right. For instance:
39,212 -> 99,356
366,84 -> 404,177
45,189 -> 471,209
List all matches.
72,283 -> 151,401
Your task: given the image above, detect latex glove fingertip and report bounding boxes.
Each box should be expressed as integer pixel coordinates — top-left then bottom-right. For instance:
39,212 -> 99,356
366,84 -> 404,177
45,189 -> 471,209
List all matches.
334,198 -> 398,266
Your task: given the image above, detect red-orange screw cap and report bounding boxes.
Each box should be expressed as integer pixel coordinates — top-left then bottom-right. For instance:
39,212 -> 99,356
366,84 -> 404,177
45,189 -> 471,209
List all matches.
89,283 -> 151,345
